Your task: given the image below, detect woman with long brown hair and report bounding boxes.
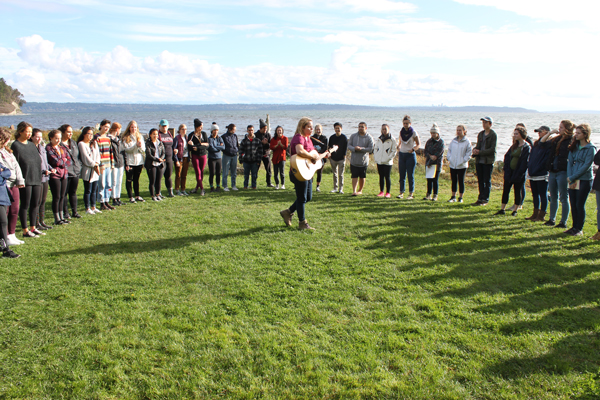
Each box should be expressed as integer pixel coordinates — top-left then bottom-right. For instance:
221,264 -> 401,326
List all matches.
46,129 -> 70,225
0,127 -> 24,246
494,126 -> 530,216
59,124 -> 82,218
121,121 -> 146,203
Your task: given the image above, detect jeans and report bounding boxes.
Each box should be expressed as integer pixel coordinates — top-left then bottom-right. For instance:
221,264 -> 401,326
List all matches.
111,167 -> 124,198
83,180 -> 98,209
398,152 -> 416,193
475,163 -> 493,203
530,179 -> 548,212
568,179 -> 591,231
221,154 -> 237,188
98,167 -> 112,202
450,168 -> 466,194
289,172 -> 312,222
548,171 -> 570,224
243,162 -> 259,188
377,164 -> 392,193
273,161 -> 285,186
330,159 -> 345,191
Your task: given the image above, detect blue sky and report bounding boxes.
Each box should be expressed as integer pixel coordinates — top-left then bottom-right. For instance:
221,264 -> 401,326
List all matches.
0,0 -> 597,111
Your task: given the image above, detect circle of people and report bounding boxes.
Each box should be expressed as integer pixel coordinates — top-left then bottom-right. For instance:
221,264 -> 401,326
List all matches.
0,115 -> 598,258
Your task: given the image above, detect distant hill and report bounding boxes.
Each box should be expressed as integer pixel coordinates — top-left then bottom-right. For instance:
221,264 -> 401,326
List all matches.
0,78 -> 26,115
21,102 -> 539,114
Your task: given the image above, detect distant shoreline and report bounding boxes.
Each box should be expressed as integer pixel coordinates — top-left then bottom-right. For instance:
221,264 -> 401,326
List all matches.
19,102 -> 541,114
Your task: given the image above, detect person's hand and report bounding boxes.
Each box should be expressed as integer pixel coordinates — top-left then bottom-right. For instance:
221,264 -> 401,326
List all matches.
136,140 -> 142,148
262,138 -> 268,144
176,161 -> 180,167
431,155 -> 437,161
193,147 -> 197,151
17,185 -> 25,188
355,146 -> 362,151
188,140 -> 194,145
174,149 -> 178,154
126,166 -> 130,171
472,149 -> 479,155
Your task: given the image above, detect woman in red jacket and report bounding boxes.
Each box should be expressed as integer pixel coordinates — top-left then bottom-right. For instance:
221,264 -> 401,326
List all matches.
270,126 -> 288,190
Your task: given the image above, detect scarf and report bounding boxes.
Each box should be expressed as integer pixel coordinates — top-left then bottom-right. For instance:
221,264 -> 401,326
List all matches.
400,127 -> 414,142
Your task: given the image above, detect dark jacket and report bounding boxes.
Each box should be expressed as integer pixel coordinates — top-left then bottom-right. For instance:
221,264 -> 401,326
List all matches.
144,139 -> 166,169
11,140 -> 42,186
311,134 -> 328,154
0,163 -> 12,206
36,143 -> 51,184
328,133 -> 348,162
221,131 -> 239,157
62,139 -> 82,177
254,130 -> 272,158
46,144 -> 70,180
593,149 -> 600,191
188,131 -> 209,157
527,141 -> 552,178
474,129 -> 497,164
424,137 -> 445,167
239,136 -> 263,164
548,135 -> 572,173
208,135 -> 225,159
109,136 -> 125,169
173,135 -> 187,162
503,143 -> 530,183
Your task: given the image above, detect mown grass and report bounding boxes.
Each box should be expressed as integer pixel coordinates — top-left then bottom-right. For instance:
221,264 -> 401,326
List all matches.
0,164 -> 599,399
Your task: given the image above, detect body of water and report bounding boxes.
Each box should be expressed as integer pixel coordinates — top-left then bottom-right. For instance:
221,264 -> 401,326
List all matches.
2,109 -> 600,156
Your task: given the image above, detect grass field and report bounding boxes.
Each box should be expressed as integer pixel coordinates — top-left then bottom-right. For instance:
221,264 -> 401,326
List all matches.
0,165 -> 599,399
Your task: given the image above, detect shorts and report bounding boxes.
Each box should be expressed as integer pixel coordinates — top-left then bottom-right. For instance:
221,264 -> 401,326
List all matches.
350,165 -> 367,179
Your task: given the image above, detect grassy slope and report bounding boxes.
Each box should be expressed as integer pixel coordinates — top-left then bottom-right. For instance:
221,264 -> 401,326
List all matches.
0,166 -> 599,399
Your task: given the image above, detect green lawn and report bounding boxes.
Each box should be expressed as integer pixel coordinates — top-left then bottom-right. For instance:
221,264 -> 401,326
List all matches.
1,166 -> 599,399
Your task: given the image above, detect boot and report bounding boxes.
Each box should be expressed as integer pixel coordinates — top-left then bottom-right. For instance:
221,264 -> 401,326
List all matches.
534,211 -> 546,222
280,209 -> 293,227
525,209 -> 539,220
299,220 -> 315,230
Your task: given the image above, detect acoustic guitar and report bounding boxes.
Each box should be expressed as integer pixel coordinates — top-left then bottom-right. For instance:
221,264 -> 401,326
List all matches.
290,145 -> 338,181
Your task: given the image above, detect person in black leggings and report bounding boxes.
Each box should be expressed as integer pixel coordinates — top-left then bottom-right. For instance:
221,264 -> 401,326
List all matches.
46,130 -> 70,225
11,122 -> 44,238
60,124 -> 82,219
30,129 -> 53,232
145,129 -> 166,201
158,119 -> 175,197
0,160 -> 20,257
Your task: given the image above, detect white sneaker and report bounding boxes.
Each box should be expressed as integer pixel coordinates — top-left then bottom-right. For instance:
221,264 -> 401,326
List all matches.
339,189 -> 344,194
223,187 -> 230,192
330,189 -> 337,193
232,186 -> 239,191
275,184 -> 279,190
280,185 -> 285,189
92,208 -> 102,214
6,234 -> 23,246
86,209 -> 95,215
316,186 -> 321,192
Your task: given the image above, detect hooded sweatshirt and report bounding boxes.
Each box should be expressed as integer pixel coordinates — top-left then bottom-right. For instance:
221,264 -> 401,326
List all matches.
348,132 -> 374,167
373,134 -> 398,166
447,136 -> 473,169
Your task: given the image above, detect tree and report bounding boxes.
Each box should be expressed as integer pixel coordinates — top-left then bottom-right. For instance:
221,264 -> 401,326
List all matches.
0,78 -> 26,107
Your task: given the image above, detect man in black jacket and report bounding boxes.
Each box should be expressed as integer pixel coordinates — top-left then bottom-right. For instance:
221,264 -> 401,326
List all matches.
255,119 -> 273,187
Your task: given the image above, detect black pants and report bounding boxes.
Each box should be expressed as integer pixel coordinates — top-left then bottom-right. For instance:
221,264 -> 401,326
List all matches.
38,181 -> 49,224
208,158 -> 222,188
163,159 -> 174,190
125,165 -> 143,198
64,176 -> 79,214
147,165 -> 164,197
502,179 -> 524,205
316,163 -> 324,184
377,164 -> 392,193
426,166 -> 442,195
274,161 -> 285,185
259,156 -> 272,185
569,180 -> 592,231
49,177 -> 68,216
19,185 -> 42,229
530,179 -> 548,212
476,164 -> 493,203
0,205 -> 8,248
450,168 -> 466,194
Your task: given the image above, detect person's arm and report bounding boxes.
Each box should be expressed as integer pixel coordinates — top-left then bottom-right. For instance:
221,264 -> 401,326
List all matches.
364,135 -> 374,154
46,147 -> 63,169
463,140 -> 473,164
412,133 -> 420,153
512,145 -> 530,182
347,135 -> 356,153
216,137 -> 225,152
540,131 -> 553,143
269,137 -> 279,151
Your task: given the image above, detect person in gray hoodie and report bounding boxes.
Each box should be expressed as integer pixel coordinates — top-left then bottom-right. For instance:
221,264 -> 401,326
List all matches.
347,122 -> 374,196
446,124 -> 473,203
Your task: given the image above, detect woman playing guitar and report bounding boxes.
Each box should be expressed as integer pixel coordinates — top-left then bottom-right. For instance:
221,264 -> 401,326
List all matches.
280,117 -> 331,230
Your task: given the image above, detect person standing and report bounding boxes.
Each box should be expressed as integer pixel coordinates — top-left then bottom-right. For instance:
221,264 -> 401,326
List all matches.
238,125 -> 263,189
78,127 -> 102,214
543,120 -> 575,228
373,124 -> 397,198
328,122 -> 347,194
158,119 -> 175,197
311,124 -> 328,192
173,124 -> 190,196
96,120 -> 114,211
188,119 -> 209,195
0,128 -> 24,246
207,123 -> 225,192
471,116 -> 497,206
108,122 -> 125,206
121,121 -> 146,203
446,125 -> 472,203
60,124 -> 82,218
11,122 -> 43,238
423,123 -> 445,201
31,129 -> 52,232
494,126 -> 530,216
348,122 -> 374,196
397,115 -> 420,199
145,129 -> 166,202
591,145 -> 600,240
279,117 -> 330,230
221,123 -> 239,191
524,126 -> 552,222
565,124 -> 596,236
255,119 -> 273,187
46,130 -> 70,225
0,161 -> 20,258
270,125 -> 288,190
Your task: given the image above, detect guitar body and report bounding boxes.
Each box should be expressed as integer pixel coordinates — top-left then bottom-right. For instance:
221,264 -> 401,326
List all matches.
290,150 -> 321,182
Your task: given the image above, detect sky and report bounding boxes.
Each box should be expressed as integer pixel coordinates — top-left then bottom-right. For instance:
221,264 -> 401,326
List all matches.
0,0 -> 598,111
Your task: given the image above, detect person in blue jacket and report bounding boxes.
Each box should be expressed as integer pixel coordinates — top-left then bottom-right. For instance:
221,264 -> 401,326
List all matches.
565,123 -> 596,236
0,160 -> 20,258
207,123 -> 225,192
494,126 -> 530,216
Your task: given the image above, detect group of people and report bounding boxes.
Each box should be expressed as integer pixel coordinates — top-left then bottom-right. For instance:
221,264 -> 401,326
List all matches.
0,115 -> 598,258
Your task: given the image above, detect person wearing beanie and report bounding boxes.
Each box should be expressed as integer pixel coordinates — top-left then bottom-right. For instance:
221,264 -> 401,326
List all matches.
423,123 -> 445,201
188,119 -> 209,195
255,118 -> 273,187
207,123 -> 225,192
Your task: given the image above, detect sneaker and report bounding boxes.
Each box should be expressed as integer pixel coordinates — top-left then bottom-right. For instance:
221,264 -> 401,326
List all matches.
564,227 -> 575,234
86,209 -> 95,215
153,196 -> 159,201
72,212 -> 82,218
330,189 -> 337,193
106,202 -> 115,210
40,221 -> 53,229
129,198 -> 137,204
223,187 -> 230,192
23,231 -> 38,238
281,185 -> 285,189
3,249 -> 20,258
316,186 -> 321,192
100,203 -> 109,211
182,191 -> 189,196
36,224 -> 48,231
385,193 -> 391,198
200,189 -> 205,196
407,193 -> 414,200
555,222 -> 568,229
544,220 -> 556,226
176,190 -> 182,196
92,208 -> 102,214
570,229 -> 583,236
298,220 -> 315,230
136,196 -> 145,202
232,187 -> 239,191
280,209 -> 293,227
275,185 -> 279,190
189,189 -> 198,194
423,195 -> 431,200
494,209 -> 506,215
158,194 -> 165,200
377,192 -> 385,197
112,199 -> 119,206
432,195 -> 438,201
397,193 -> 404,199
6,234 -> 23,246
458,197 -> 463,203
471,200 -> 482,206
339,189 -> 343,194
32,228 -> 46,235
511,210 -> 518,216
267,184 -> 275,188
448,197 -> 456,203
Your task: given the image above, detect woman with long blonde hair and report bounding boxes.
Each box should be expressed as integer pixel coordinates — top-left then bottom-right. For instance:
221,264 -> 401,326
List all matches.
121,121 -> 146,203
